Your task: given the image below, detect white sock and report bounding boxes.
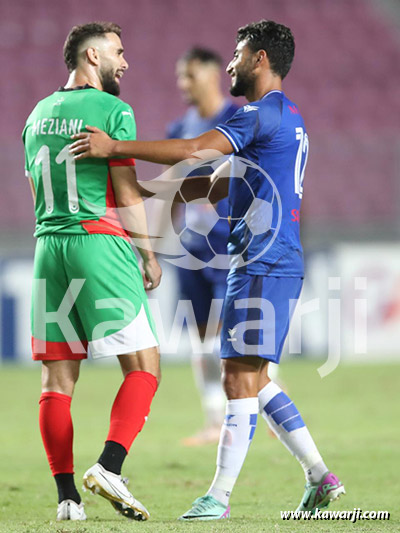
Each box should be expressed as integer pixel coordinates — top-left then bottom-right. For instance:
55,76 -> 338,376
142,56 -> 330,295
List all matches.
202,383 -> 226,427
192,340 -> 225,427
207,397 -> 259,506
259,382 -> 328,483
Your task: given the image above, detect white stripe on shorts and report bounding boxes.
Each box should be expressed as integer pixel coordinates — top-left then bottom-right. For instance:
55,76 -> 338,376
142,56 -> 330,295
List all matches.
88,305 -> 158,358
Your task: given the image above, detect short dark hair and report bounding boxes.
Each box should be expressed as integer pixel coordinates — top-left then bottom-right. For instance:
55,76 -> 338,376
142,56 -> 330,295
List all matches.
63,22 -> 122,72
236,20 -> 295,79
179,47 -> 222,67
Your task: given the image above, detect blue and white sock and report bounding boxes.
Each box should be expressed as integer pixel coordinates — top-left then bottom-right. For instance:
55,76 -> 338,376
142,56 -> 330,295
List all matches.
207,397 -> 259,506
259,382 -> 328,483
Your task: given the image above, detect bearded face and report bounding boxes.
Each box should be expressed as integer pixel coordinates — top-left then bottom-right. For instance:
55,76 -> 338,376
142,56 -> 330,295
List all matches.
229,62 -> 256,97
95,32 -> 127,96
227,41 -> 257,98
100,64 -> 121,96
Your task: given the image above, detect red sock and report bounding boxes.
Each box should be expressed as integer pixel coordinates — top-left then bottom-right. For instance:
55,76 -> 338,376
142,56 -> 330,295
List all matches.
39,392 -> 74,475
107,371 -> 158,452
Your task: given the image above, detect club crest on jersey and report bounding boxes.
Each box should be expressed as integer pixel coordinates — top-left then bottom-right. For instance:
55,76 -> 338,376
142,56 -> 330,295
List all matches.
243,105 -> 259,113
227,327 -> 237,342
53,97 -> 65,107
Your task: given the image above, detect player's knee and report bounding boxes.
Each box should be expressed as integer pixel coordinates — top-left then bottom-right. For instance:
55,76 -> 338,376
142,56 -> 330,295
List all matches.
148,360 -> 161,388
154,367 -> 161,388
41,360 -> 80,396
221,370 -> 244,399
221,359 -> 260,399
118,349 -> 161,387
41,375 -> 78,396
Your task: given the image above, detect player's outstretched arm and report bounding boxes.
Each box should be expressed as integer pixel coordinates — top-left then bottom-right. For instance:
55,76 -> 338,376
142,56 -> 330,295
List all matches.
179,160 -> 231,203
70,127 -> 233,165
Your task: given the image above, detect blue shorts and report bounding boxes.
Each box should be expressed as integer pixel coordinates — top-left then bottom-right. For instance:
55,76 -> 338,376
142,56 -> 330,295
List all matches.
178,267 -> 228,325
220,273 -> 303,363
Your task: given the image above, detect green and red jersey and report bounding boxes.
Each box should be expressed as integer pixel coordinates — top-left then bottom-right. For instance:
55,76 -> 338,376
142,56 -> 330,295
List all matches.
22,86 -> 136,238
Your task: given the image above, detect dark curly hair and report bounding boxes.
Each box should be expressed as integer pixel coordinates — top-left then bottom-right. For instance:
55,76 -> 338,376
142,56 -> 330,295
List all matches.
179,47 -> 222,67
63,22 -> 122,73
236,20 -> 295,79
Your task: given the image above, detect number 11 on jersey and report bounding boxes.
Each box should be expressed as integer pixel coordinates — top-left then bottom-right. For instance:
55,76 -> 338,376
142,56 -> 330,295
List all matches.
34,144 -> 79,214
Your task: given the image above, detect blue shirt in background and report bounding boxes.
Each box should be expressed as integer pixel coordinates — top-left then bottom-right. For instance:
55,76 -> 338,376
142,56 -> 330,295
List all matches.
167,101 -> 238,261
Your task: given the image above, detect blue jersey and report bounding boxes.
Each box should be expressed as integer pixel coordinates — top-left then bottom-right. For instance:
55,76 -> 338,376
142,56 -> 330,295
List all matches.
215,90 -> 308,277
167,101 -> 238,257
167,101 -> 238,141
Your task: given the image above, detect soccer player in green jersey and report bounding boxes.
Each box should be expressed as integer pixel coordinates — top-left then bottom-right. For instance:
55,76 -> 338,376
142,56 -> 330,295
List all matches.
22,22 -> 161,522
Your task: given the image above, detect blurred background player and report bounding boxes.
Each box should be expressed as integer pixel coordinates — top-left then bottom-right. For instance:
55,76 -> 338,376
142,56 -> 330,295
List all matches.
166,48 -> 238,445
22,22 -> 161,521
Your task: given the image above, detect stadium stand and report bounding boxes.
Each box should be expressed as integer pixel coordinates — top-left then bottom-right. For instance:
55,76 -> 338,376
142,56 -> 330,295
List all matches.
1,0 -> 399,233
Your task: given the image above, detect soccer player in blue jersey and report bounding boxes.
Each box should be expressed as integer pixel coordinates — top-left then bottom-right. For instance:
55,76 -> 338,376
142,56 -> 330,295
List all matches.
70,19 -> 345,520
167,47 -> 238,446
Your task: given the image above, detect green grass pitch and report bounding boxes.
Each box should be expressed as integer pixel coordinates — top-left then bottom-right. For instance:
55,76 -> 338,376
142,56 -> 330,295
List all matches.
0,359 -> 398,532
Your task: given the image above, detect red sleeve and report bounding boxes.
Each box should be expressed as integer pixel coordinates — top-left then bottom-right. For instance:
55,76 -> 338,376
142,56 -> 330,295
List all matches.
108,158 -> 136,167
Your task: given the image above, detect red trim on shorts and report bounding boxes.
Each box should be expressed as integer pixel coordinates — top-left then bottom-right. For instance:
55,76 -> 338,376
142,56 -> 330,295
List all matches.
109,158 -> 136,167
32,337 -> 88,361
80,219 -> 129,238
80,170 -> 130,240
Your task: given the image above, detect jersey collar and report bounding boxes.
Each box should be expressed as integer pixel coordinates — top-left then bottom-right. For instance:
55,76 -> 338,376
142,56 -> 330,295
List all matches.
261,90 -> 283,100
58,84 -> 96,92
